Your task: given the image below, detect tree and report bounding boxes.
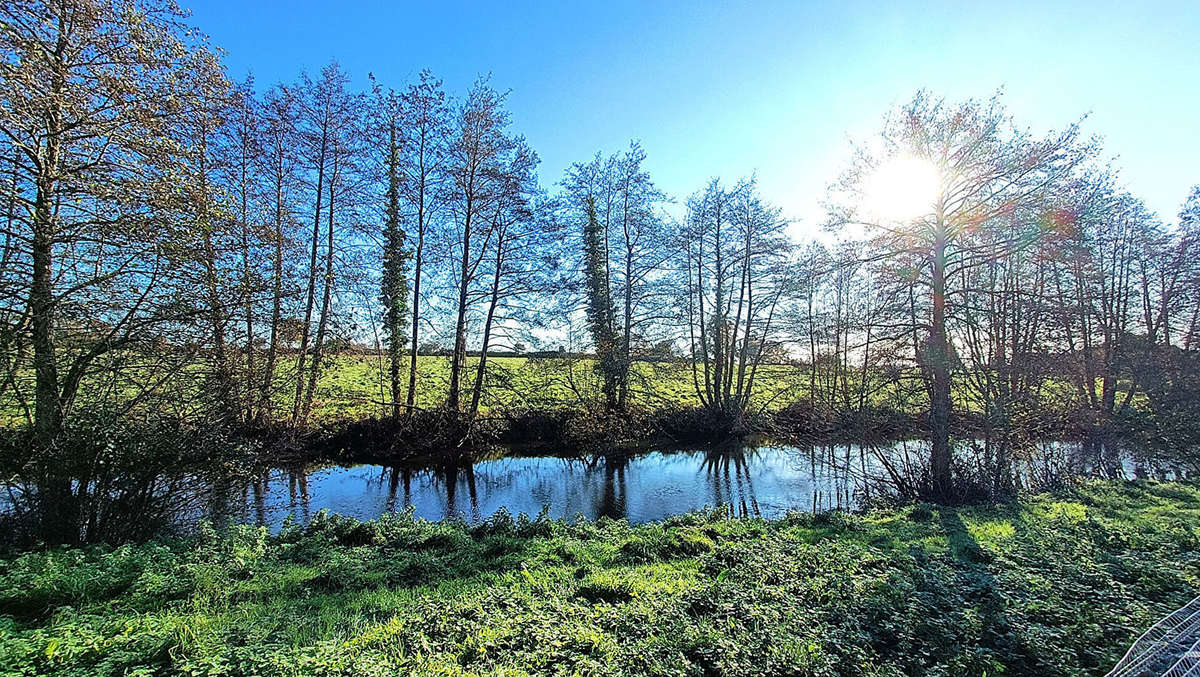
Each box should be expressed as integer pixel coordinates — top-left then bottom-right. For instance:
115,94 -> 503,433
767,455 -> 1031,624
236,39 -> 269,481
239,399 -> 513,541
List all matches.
467,139 -> 540,418
1049,175 -> 1162,424
0,0 -> 227,444
223,77 -> 266,425
683,177 -> 789,421
562,142 -> 669,412
827,92 -> 1090,500
444,77 -> 515,413
256,84 -> 302,424
581,196 -> 620,409
375,85 -> 411,419
398,70 -> 449,411
291,63 -> 358,425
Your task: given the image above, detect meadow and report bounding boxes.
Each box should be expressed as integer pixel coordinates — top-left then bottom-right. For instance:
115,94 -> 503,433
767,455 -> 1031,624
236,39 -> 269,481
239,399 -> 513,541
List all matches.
292,354 -> 819,423
0,351 -> 1101,433
275,353 -> 1058,424
0,480 -> 1194,675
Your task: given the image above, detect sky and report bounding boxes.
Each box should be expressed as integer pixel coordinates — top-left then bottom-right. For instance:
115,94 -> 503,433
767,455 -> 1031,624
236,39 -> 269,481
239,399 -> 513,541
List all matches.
183,0 -> 1200,239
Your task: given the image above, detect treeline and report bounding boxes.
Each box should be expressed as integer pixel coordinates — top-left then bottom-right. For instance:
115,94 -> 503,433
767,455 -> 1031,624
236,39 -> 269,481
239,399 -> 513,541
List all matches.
1,1 -> 1199,500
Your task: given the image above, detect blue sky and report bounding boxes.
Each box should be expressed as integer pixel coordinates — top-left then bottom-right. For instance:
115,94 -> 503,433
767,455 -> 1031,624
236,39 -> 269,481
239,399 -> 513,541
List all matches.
185,0 -> 1199,237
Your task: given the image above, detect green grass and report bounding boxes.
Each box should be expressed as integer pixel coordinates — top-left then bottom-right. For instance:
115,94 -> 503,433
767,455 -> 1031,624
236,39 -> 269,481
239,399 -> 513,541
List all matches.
1,480 -> 1196,675
4,350 -> 1108,428
270,354 -> 826,423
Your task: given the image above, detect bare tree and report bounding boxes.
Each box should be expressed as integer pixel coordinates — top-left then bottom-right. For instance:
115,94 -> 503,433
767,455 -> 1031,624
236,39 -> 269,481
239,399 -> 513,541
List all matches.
256,84 -> 302,424
444,77 -> 515,413
683,177 -> 790,420
468,139 -> 540,418
0,0 -> 228,444
826,91 -> 1091,499
399,71 -> 449,411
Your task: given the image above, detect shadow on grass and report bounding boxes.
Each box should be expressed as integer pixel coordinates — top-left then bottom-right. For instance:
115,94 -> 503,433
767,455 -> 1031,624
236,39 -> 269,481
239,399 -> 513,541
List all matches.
938,509 -> 1031,669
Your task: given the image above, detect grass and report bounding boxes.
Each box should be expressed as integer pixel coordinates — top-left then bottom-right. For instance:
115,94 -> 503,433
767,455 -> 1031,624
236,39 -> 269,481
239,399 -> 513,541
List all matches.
294,354 -> 822,423
1,480 -> 1196,675
2,350 -> 1110,430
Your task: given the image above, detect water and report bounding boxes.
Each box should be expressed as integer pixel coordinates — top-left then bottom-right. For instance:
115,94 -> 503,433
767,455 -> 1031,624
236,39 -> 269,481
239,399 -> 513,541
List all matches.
199,438 -> 1186,532
206,445 -> 869,530
3,438 -> 1188,543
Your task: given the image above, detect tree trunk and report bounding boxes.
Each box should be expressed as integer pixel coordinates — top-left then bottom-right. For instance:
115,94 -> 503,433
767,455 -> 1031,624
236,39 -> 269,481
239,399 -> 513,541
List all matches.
470,223 -> 505,418
239,131 -> 256,425
259,153 -> 286,424
448,189 -> 474,412
928,211 -> 953,501
302,146 -> 338,421
406,177 -> 425,410
31,17 -> 68,446
291,118 -> 328,426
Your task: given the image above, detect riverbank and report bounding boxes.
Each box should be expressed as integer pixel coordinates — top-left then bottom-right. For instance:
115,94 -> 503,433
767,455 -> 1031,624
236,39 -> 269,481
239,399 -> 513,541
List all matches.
1,480 -> 1196,675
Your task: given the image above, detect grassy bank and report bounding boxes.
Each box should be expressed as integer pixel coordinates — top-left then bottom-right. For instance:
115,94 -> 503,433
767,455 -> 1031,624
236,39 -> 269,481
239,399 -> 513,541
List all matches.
1,481 -> 1197,676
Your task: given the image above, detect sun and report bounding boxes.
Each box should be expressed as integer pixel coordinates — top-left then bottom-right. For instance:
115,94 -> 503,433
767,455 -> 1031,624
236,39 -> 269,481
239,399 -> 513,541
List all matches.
862,154 -> 941,223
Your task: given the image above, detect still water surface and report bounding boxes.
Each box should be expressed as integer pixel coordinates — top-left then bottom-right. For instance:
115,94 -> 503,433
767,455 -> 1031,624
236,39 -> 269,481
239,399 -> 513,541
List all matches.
203,439 -> 1181,531
212,447 -> 858,529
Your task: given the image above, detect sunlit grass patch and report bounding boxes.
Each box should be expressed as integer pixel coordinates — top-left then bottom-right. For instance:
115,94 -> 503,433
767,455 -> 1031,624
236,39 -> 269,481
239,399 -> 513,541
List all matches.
2,480 -> 1197,675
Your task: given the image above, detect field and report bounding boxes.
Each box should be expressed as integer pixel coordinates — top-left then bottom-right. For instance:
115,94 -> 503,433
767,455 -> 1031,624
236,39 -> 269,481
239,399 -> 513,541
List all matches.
0,351 -> 1127,433
286,354 -> 1096,426
297,355 -> 821,423
0,480 -> 1195,675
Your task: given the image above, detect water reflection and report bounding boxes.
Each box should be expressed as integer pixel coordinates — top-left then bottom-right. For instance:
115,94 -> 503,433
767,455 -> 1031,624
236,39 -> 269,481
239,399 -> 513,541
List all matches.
195,442 -> 927,531
2,437 -> 1190,544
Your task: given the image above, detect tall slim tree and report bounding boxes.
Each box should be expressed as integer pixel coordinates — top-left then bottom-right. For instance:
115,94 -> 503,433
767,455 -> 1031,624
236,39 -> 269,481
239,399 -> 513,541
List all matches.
376,86 -> 411,419
257,84 -> 301,423
292,63 -> 355,425
582,196 -> 620,410
399,71 -> 449,411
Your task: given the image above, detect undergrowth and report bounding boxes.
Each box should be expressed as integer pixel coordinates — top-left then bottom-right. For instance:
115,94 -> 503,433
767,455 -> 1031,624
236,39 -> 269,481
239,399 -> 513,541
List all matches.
0,480 -> 1197,676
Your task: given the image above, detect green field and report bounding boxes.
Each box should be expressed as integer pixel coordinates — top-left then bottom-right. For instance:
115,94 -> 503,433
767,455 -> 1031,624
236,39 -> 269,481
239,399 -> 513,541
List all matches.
0,351 -> 1121,429
0,480 -> 1194,675
291,354 -> 1087,425
297,355 -> 823,423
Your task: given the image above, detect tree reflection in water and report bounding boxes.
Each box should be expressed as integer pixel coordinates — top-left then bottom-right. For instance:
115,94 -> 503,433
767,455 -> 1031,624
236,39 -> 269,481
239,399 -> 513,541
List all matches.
1,437 -> 1190,545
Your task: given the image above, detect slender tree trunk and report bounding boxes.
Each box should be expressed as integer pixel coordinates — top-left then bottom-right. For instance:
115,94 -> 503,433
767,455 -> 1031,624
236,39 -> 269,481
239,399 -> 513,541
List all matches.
302,146 -> 338,421
239,136 -> 255,425
448,189 -> 474,412
470,223 -> 505,418
291,120 -> 328,425
31,17 -> 68,446
712,198 -> 726,410
407,180 -> 426,410
259,153 -> 285,424
928,207 -> 953,501
383,123 -> 403,419
619,237 -> 634,411
198,131 -> 234,420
